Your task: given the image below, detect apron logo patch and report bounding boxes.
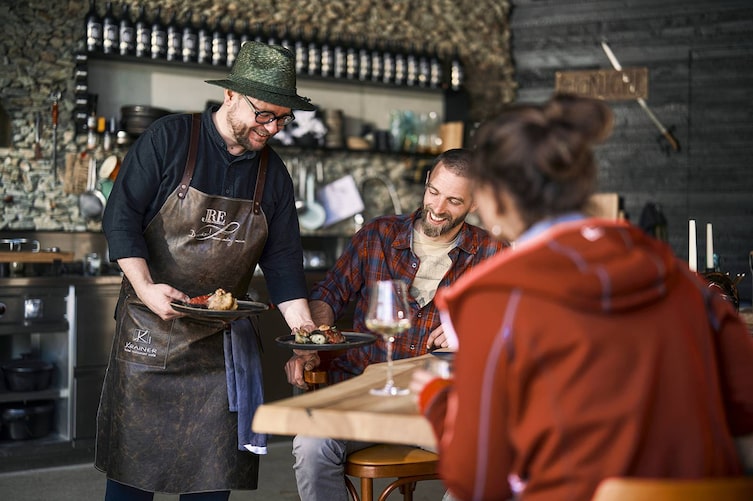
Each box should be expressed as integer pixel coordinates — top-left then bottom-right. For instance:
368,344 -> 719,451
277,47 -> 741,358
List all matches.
202,208 -> 227,225
188,208 -> 246,246
133,328 -> 151,344
122,328 -> 158,357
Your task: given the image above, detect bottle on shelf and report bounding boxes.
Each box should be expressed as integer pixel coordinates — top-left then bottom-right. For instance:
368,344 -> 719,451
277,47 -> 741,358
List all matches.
449,47 -> 464,91
405,42 -> 418,87
428,44 -> 442,89
332,33 -> 346,80
239,19 -> 252,47
307,27 -> 321,76
118,3 -> 134,56
166,10 -> 182,62
293,27 -> 308,75
197,14 -> 211,65
181,9 -> 197,63
357,35 -> 370,81
394,41 -> 407,87
417,43 -> 430,88
211,16 -> 227,66
85,0 -> 103,53
278,26 -> 293,52
102,1 -> 118,55
103,116 -> 116,153
320,30 -> 333,78
382,40 -> 395,85
345,34 -> 359,80
134,5 -> 151,58
369,37 -> 383,83
226,18 -> 241,67
252,22 -> 264,44
86,113 -> 99,151
266,24 -> 278,46
150,6 -> 167,59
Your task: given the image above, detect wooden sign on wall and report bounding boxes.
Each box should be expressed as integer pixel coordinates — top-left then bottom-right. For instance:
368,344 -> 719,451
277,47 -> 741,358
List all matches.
555,67 -> 648,101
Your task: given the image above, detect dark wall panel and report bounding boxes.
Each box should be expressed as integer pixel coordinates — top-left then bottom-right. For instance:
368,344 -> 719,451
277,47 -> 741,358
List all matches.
510,0 -> 753,304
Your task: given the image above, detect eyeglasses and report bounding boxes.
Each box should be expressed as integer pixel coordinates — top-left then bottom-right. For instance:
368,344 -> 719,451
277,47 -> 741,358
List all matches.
241,95 -> 295,127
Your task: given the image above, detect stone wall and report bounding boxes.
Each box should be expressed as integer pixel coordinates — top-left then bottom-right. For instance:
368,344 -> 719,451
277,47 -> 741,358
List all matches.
0,0 -> 514,232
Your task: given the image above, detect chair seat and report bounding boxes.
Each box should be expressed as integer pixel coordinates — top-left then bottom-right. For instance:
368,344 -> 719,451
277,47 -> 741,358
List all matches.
345,444 -> 440,501
591,476 -> 753,501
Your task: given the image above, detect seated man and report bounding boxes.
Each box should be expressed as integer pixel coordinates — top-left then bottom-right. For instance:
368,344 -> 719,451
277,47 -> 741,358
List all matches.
284,148 -> 507,501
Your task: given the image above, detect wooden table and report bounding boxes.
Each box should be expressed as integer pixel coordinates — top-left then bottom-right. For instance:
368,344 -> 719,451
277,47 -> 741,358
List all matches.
252,354 -> 436,448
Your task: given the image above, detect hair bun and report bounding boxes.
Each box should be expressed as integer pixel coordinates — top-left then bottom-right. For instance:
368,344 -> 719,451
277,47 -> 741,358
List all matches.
545,94 -> 614,144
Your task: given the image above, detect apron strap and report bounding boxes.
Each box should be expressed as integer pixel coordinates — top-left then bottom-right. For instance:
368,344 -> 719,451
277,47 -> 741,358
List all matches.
252,147 -> 269,215
177,113 -> 202,200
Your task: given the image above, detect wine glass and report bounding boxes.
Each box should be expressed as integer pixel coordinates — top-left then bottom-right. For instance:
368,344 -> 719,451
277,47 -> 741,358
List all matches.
366,279 -> 412,396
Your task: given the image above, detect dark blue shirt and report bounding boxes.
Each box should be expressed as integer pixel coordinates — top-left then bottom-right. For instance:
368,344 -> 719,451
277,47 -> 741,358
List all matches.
103,107 -> 307,305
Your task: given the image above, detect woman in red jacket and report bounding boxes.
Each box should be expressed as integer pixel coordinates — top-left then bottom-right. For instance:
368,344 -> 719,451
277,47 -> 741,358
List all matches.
411,94 -> 753,501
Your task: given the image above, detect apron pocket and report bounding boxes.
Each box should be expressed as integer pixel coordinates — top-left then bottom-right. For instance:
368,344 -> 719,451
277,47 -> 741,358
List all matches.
115,299 -> 173,368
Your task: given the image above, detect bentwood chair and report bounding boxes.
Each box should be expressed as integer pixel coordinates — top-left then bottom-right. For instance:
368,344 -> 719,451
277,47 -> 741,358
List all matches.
591,476 -> 753,501
305,357 -> 440,501
344,444 -> 440,501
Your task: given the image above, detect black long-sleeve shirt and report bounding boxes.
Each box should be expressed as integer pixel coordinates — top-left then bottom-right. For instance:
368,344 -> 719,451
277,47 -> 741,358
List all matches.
103,106 -> 307,305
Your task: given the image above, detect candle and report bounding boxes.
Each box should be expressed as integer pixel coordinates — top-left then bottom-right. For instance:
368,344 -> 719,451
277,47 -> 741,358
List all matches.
706,223 -> 714,270
688,219 -> 697,272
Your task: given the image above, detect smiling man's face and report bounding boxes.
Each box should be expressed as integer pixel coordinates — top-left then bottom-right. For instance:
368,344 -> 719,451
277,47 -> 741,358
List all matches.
419,162 -> 476,242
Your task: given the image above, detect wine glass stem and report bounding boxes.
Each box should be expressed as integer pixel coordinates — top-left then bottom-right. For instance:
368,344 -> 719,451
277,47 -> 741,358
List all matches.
385,337 -> 395,388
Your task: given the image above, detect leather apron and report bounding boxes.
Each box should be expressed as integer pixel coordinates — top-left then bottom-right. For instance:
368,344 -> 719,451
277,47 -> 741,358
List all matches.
95,115 -> 270,493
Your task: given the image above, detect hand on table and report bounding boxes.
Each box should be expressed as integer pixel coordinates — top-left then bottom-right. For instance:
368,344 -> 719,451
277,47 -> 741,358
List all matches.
426,325 -> 450,349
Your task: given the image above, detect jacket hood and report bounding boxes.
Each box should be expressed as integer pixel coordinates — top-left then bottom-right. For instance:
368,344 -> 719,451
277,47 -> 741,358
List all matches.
456,219 -> 682,314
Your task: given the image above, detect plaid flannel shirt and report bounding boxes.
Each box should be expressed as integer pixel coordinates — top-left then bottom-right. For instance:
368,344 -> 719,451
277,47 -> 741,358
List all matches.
310,208 -> 506,382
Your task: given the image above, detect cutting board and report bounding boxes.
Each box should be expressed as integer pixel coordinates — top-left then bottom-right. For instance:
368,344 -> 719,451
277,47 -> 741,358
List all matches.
0,251 -> 75,263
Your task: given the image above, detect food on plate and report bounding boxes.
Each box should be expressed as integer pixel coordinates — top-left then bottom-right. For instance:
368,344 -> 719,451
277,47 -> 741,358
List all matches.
292,324 -> 346,345
187,288 -> 238,311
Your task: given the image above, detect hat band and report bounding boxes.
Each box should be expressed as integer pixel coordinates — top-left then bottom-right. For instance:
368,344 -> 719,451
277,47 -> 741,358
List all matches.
229,75 -> 297,97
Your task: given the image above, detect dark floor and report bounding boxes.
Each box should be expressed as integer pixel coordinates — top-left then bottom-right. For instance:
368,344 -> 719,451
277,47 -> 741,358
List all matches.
0,437 -> 448,500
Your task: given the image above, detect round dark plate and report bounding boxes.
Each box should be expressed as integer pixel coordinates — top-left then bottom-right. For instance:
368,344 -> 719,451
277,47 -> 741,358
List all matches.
430,348 -> 456,361
171,300 -> 269,320
274,332 -> 378,351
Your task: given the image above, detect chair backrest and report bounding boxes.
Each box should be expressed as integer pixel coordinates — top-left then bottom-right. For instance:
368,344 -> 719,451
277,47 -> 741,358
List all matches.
591,477 -> 753,501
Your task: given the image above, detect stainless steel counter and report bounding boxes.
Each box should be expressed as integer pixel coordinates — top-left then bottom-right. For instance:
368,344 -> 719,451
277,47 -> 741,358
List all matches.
0,275 -> 123,287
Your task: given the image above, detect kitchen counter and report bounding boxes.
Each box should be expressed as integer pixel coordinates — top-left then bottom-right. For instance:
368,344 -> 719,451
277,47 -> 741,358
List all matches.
0,275 -> 123,287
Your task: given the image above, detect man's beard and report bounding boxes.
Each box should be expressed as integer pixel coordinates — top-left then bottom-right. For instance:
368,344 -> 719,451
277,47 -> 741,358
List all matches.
419,206 -> 465,238
230,115 -> 267,151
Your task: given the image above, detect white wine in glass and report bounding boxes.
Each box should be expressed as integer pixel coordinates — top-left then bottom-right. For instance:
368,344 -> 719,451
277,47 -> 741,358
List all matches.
366,279 -> 412,396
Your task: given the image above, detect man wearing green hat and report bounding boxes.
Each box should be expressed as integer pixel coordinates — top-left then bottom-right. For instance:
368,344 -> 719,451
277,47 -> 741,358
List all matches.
97,41 -> 319,500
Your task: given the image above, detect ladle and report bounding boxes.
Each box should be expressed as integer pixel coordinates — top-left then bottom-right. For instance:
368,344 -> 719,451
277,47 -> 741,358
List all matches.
298,169 -> 326,230
79,154 -> 106,221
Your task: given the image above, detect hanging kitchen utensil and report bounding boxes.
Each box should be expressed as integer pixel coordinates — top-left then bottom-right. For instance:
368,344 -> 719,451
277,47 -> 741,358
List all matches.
298,170 -> 326,230
79,154 -> 106,220
50,91 -> 61,183
600,41 -> 680,153
33,112 -> 42,160
295,160 -> 308,214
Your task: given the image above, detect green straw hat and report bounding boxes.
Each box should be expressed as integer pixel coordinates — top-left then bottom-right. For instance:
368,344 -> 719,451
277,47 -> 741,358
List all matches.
206,41 -> 316,111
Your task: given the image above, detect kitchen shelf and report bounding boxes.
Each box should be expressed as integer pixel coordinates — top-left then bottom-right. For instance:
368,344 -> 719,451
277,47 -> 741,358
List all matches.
269,143 -> 438,159
0,388 -> 63,404
83,53 -> 449,139
0,252 -> 75,263
84,52 -> 446,94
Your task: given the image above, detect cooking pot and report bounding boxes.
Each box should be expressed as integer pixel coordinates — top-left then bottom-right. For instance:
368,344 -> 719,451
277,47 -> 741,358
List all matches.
121,105 -> 171,136
2,356 -> 54,392
0,400 -> 54,440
